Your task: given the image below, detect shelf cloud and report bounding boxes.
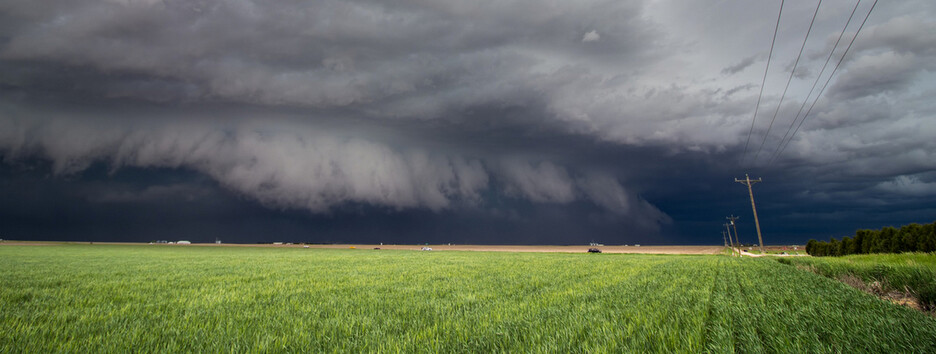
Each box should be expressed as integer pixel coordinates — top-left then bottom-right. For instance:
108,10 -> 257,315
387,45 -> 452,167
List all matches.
1,0 -> 934,243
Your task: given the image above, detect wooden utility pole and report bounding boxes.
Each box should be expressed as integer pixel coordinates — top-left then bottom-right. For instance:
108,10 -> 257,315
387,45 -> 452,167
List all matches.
727,215 -> 741,256
721,230 -> 728,248
724,222 -> 738,257
735,174 -> 764,253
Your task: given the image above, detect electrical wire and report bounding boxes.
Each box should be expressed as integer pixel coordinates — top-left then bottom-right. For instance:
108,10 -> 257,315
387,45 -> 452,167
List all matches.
771,0 -> 877,163
741,0 -> 785,167
753,0 -> 822,164
768,0 -> 862,166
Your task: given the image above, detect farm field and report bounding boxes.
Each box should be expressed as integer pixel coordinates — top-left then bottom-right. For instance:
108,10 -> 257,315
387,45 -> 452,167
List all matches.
2,245 -> 936,352
776,253 -> 936,311
0,241 -> 725,254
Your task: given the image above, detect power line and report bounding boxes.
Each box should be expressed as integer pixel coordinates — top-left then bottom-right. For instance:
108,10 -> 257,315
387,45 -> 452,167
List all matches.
753,0 -> 822,164
741,0 -> 785,166
771,0 -> 878,163
768,0 -> 862,166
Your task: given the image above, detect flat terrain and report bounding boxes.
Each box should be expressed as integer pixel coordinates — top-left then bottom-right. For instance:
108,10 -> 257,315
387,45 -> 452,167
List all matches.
300,244 -> 724,254
2,244 -> 935,352
1,241 -> 722,254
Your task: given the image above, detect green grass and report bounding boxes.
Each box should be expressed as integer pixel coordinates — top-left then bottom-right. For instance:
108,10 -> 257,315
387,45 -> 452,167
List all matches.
2,245 -> 935,352
776,253 -> 936,311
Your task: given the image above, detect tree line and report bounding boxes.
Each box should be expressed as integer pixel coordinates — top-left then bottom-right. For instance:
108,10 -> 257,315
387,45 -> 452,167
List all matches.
806,221 -> 936,257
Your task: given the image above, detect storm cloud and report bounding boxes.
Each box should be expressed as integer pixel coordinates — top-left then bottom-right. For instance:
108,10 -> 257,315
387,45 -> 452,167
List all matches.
1,0 -> 934,244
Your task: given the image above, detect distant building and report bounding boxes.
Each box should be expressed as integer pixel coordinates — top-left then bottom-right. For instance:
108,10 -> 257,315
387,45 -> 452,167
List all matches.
177,240 -> 191,245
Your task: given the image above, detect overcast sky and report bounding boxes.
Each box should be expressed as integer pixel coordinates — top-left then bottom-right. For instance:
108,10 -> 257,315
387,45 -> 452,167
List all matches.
1,0 -> 934,244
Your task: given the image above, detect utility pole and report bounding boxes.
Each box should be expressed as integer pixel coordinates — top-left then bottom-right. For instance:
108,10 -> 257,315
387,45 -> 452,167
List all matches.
735,174 -> 765,253
724,222 -> 737,257
727,215 -> 741,256
721,230 -> 728,248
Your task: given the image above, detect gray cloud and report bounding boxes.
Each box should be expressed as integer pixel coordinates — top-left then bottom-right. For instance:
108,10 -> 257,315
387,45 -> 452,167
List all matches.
828,51 -> 926,100
722,55 -> 759,75
0,0 -> 656,110
876,175 -> 936,196
1,0 -> 934,243
0,108 -> 664,223
498,158 -> 575,203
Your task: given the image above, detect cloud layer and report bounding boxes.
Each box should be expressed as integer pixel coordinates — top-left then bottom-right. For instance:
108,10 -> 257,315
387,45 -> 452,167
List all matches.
1,0 -> 934,242
0,110 -> 663,221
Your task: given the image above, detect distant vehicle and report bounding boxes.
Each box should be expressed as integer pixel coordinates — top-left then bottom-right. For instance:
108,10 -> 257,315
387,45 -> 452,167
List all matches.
587,248 -> 602,253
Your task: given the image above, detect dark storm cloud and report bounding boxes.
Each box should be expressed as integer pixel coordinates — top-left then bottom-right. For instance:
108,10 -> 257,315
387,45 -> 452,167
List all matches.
0,0 -> 657,110
0,102 -> 668,225
0,0 -> 669,217
1,0 -> 934,243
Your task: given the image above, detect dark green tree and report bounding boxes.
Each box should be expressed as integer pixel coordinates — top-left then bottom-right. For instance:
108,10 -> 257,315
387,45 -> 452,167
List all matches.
808,221 -> 936,256
902,223 -> 923,252
805,239 -> 817,256
841,236 -> 854,256
882,227 -> 902,253
920,223 -> 936,253
829,238 -> 841,257
853,230 -> 865,254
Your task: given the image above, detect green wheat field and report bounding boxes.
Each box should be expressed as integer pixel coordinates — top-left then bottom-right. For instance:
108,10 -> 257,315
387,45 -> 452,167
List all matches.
2,245 -> 935,352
